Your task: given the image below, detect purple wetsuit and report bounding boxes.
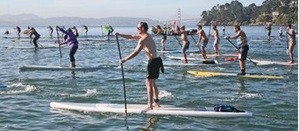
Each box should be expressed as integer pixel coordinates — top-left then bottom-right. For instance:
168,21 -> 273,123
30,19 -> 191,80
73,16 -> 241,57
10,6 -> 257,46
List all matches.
58,28 -> 79,62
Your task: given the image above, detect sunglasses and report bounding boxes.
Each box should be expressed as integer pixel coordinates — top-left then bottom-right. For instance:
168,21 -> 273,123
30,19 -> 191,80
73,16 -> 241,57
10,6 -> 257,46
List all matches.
137,27 -> 142,30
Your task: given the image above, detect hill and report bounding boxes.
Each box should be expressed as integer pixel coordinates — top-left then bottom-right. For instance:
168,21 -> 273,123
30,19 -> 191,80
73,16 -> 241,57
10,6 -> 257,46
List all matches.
199,0 -> 298,25
0,13 -> 162,27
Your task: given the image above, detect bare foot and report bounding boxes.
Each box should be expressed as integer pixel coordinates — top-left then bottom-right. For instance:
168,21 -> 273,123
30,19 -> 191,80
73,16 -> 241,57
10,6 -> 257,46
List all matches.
182,60 -> 188,64
153,102 -> 160,108
289,60 -> 294,64
146,105 -> 153,110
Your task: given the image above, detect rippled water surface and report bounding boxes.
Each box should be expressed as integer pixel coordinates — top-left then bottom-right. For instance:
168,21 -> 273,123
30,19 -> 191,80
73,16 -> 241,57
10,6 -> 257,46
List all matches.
0,26 -> 297,130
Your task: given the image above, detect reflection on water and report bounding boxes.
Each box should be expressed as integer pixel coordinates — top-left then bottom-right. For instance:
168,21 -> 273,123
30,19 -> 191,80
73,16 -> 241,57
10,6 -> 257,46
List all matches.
141,116 -> 159,131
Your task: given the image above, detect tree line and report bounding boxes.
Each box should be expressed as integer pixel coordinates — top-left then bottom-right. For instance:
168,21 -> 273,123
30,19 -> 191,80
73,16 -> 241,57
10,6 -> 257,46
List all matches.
199,0 -> 298,26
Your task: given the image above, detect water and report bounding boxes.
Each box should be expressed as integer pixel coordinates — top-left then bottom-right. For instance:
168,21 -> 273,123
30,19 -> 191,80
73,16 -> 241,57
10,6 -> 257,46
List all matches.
0,25 -> 297,130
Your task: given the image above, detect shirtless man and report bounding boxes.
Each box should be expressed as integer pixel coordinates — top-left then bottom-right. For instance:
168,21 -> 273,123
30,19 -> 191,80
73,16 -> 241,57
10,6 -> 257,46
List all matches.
225,25 -> 249,75
196,25 -> 209,59
116,22 -> 164,110
286,24 -> 296,64
210,25 -> 220,55
156,25 -> 167,51
179,25 -> 190,63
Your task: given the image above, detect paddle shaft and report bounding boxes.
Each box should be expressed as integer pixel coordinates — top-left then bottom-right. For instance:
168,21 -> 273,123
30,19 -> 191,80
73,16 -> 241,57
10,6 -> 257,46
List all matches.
226,38 -> 257,65
285,32 -> 289,55
191,35 -> 201,52
116,36 -> 128,115
173,35 -> 182,47
207,23 -> 212,40
56,28 -> 62,58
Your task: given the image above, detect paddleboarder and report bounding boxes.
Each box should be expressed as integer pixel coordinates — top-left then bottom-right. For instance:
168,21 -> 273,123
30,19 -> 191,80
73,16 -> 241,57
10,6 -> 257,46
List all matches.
48,26 -> 53,39
4,29 -> 9,35
222,25 -> 226,35
83,25 -> 88,36
116,22 -> 164,110
286,23 -> 296,64
15,26 -> 21,39
156,25 -> 167,51
29,27 -> 40,48
196,25 -> 209,59
108,25 -> 114,40
225,25 -> 249,75
210,24 -> 220,55
265,23 -> 271,40
179,25 -> 190,63
278,27 -> 283,38
56,26 -> 79,68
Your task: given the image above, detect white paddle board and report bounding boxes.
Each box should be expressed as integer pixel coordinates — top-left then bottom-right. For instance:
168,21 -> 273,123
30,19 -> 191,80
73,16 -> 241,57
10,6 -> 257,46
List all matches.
19,65 -> 116,71
251,59 -> 298,66
50,102 -> 252,118
158,49 -> 200,54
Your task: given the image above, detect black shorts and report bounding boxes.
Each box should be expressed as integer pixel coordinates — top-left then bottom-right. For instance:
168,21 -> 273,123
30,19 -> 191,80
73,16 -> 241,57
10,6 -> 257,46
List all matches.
147,57 -> 163,79
162,35 -> 167,40
238,45 -> 249,61
182,41 -> 190,52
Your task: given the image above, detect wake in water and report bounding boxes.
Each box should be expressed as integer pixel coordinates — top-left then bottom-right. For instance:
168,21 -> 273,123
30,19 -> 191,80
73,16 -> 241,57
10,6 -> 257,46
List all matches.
0,83 -> 36,95
70,89 -> 99,97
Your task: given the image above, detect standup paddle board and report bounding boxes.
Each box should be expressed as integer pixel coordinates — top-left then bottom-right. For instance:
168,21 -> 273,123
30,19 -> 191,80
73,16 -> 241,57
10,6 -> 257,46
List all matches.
143,61 -> 217,66
5,46 -> 58,49
50,102 -> 252,118
190,53 -> 238,57
166,56 -> 218,64
251,59 -> 298,66
167,56 -> 202,61
19,65 -> 116,71
187,71 -> 283,79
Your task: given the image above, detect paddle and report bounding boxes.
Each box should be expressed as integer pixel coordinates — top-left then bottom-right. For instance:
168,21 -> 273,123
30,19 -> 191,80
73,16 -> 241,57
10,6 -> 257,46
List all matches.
285,31 -> 289,55
173,35 -> 182,47
116,35 -> 128,115
225,38 -> 257,65
56,27 -> 62,58
207,22 -> 212,40
191,35 -> 201,52
37,42 -> 44,48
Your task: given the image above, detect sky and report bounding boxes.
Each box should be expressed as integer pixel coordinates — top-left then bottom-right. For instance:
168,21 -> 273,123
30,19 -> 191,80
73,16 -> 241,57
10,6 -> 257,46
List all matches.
0,0 -> 264,21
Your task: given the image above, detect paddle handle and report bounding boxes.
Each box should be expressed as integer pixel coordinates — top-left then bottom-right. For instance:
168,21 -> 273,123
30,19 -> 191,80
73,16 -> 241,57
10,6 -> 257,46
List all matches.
226,38 -> 257,65
116,36 -> 128,115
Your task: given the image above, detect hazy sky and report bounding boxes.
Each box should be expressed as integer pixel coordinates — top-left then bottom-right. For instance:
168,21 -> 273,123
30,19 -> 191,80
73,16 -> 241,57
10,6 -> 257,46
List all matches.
0,0 -> 263,21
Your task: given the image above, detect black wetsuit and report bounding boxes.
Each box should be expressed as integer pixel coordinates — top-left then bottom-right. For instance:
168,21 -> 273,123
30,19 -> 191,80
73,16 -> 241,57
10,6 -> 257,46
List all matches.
29,29 -> 40,48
